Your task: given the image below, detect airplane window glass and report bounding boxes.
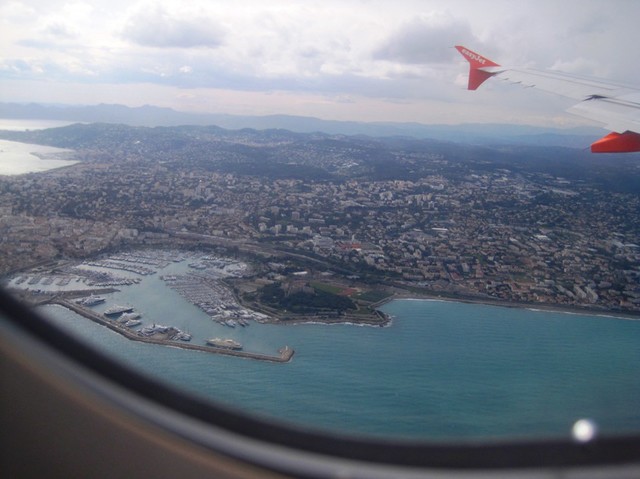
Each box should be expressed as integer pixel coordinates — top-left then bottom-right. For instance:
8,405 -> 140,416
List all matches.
1,0 -> 640,454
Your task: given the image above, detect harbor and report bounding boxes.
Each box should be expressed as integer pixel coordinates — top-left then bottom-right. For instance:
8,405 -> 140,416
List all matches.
7,250 -> 298,363
51,298 -> 294,363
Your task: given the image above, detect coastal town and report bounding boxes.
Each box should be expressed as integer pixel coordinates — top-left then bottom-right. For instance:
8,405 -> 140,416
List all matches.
0,123 -> 639,316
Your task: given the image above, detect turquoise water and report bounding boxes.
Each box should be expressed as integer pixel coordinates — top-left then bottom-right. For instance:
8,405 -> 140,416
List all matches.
38,274 -> 640,442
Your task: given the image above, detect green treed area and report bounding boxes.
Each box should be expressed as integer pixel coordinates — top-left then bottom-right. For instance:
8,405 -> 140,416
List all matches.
259,282 -> 356,315
309,283 -> 392,304
309,282 -> 344,295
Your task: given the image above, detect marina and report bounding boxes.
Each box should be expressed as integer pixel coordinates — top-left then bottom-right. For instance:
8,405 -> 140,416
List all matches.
5,250 -> 294,361
51,298 -> 293,363
163,273 -> 269,326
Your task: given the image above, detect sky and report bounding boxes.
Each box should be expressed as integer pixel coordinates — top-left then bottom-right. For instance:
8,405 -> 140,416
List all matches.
1,0 -> 639,127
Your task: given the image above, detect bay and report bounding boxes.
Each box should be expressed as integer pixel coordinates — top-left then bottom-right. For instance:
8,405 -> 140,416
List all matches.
33,260 -> 640,442
0,140 -> 77,175
0,118 -> 78,175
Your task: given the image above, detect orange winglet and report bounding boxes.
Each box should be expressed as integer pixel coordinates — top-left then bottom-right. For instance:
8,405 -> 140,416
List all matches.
591,131 -> 640,153
455,45 -> 500,90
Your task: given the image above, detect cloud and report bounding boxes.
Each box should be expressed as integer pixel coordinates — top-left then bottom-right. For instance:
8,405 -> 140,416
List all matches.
374,13 -> 476,64
1,0 -> 638,127
0,59 -> 37,74
122,5 -> 226,48
43,22 -> 76,40
0,1 -> 37,23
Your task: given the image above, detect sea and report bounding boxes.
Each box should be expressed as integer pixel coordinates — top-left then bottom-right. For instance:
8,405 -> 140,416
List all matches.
0,119 -> 78,175
5,118 -> 639,442
23,256 -> 640,443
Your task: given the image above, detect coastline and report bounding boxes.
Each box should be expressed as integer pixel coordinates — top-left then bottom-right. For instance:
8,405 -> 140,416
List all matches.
256,310 -> 391,327
7,247 -> 639,327
236,287 -> 640,328
7,248 -> 640,440
378,290 -> 640,321
0,138 -> 79,175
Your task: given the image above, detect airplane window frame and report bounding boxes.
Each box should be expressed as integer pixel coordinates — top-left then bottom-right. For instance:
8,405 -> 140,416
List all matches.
2,286 -> 640,478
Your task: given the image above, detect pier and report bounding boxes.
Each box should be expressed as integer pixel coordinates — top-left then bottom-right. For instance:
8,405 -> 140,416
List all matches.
50,299 -> 294,363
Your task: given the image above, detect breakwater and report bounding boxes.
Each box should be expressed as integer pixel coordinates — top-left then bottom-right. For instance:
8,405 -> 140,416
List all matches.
51,299 -> 294,363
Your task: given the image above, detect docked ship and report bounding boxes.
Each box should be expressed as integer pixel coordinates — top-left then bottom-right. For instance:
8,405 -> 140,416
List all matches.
138,324 -> 170,337
104,305 -> 134,317
76,295 -> 106,306
118,311 -> 141,322
206,338 -> 242,350
172,331 -> 192,342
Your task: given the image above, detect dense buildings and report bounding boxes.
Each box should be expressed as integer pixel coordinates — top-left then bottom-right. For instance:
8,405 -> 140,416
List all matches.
0,123 -> 639,313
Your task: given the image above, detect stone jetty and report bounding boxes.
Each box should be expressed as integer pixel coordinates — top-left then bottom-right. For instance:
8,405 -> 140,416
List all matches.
51,298 -> 294,363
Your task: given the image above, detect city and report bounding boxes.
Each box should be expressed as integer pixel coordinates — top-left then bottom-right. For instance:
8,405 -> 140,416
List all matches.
0,122 -> 639,315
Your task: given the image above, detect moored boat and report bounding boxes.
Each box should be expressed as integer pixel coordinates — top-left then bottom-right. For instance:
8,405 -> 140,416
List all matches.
118,311 -> 141,322
78,295 -> 106,306
206,338 -> 242,350
173,331 -> 192,341
104,305 -> 134,316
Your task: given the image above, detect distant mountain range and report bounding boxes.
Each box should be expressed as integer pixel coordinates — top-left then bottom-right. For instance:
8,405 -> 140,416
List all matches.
0,102 -> 603,148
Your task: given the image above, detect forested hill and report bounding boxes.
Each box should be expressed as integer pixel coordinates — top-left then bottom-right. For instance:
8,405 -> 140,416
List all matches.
1,122 -> 639,193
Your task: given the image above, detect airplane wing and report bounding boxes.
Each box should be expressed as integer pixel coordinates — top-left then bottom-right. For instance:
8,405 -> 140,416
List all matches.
455,45 -> 640,153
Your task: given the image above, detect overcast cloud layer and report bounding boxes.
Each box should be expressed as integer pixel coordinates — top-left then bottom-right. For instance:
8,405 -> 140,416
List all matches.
1,0 -> 638,126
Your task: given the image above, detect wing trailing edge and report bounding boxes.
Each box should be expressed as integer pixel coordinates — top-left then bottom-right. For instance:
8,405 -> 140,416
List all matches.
455,45 -> 640,153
